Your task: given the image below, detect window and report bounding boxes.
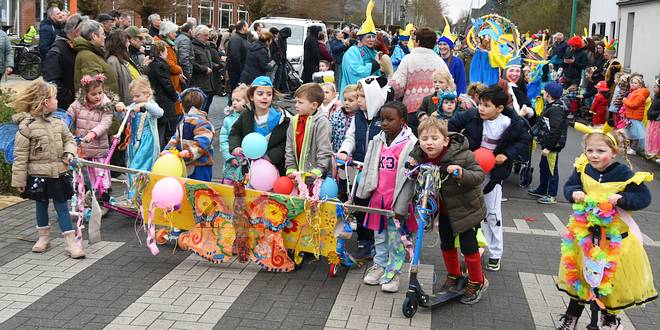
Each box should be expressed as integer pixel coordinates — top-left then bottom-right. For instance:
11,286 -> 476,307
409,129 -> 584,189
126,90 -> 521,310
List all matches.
173,0 -> 192,25
597,23 -> 606,36
591,23 -> 596,36
238,5 -> 249,23
219,3 -> 233,29
610,21 -> 616,40
198,0 -> 214,27
1,0 -> 18,33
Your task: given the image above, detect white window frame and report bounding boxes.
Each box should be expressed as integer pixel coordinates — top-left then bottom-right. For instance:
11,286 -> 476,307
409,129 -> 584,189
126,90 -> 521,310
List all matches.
172,0 -> 192,25
218,3 -> 233,29
198,0 -> 214,27
238,4 -> 249,23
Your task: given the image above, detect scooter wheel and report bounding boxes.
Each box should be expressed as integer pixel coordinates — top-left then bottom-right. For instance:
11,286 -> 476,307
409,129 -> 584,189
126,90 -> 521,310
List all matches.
155,229 -> 169,245
402,296 -> 418,318
329,264 -> 338,277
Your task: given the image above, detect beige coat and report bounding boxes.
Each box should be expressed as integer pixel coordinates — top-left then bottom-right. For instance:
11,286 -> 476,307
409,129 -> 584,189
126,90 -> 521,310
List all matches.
11,112 -> 77,188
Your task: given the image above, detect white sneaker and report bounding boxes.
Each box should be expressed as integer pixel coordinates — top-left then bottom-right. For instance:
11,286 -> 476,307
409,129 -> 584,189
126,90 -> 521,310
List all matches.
381,274 -> 400,293
656,158 -> 660,164
627,148 -> 636,155
363,264 -> 385,285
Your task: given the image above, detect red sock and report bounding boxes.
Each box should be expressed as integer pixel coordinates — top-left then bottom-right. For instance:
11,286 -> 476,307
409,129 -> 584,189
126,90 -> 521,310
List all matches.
464,252 -> 484,284
442,249 -> 461,277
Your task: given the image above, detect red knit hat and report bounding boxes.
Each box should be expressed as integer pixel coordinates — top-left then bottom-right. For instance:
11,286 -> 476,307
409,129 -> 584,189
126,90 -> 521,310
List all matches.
567,36 -> 584,48
595,80 -> 609,92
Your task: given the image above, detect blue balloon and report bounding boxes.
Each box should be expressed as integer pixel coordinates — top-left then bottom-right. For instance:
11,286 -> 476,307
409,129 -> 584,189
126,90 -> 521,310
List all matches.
241,133 -> 268,159
320,177 -> 339,199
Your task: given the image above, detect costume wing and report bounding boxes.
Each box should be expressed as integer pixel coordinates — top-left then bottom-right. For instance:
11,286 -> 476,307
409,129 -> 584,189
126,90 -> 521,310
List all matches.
0,123 -> 19,164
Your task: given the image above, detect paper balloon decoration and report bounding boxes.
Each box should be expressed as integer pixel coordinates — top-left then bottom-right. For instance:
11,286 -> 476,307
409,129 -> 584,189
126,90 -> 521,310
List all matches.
152,177 -> 184,209
320,177 -> 339,199
273,176 -> 295,195
473,147 -> 496,173
242,133 -> 268,159
152,152 -> 186,177
249,159 -> 279,191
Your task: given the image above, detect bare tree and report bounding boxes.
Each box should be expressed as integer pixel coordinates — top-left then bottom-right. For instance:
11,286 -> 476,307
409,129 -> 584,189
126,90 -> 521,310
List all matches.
244,0 -> 289,21
77,0 -> 105,18
119,0 -> 173,25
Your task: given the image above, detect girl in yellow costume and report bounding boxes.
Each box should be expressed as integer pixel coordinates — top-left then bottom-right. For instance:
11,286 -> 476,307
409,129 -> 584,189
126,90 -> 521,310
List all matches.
556,126 -> 655,330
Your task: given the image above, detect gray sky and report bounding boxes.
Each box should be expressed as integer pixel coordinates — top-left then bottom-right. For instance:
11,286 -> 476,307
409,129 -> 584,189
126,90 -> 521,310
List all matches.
443,0 -> 487,22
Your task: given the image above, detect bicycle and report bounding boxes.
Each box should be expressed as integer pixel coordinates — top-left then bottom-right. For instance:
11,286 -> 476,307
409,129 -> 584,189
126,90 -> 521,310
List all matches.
11,42 -> 41,80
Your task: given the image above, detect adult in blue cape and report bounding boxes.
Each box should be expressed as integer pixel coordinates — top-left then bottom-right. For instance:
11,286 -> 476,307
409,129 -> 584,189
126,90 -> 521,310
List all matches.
339,0 -> 383,99
437,17 -> 466,95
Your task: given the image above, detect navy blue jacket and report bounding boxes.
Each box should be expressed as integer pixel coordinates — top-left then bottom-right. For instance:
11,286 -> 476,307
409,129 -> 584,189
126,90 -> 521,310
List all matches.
38,18 -> 63,60
563,162 -> 651,211
539,99 -> 568,152
329,38 -> 347,65
352,110 -> 381,162
448,106 -> 531,192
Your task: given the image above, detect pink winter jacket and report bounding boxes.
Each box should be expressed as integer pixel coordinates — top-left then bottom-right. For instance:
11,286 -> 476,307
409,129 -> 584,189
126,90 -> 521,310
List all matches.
67,94 -> 115,158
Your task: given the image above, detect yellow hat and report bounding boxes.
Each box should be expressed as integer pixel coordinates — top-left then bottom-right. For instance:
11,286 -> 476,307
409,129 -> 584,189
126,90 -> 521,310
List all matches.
438,16 -> 457,48
357,0 -> 377,36
399,23 -> 414,41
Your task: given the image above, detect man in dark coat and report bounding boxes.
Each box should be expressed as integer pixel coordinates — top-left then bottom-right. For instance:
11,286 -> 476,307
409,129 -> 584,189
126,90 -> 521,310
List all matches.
226,21 -> 250,90
329,30 -> 348,84
549,32 -> 568,68
239,34 -> 272,85
42,14 -> 84,111
272,27 -> 291,93
147,13 -> 161,38
190,25 -> 216,112
561,36 -> 589,88
38,6 -> 64,61
302,25 -> 322,83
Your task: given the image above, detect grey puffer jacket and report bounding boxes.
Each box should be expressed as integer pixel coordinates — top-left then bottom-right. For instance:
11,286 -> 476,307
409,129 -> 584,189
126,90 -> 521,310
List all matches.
11,112 -> 76,188
0,30 -> 14,73
175,32 -> 194,80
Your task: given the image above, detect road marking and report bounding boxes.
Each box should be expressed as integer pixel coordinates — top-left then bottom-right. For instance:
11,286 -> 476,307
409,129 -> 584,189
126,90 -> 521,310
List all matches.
324,263 -> 434,330
544,213 -> 567,233
513,218 -> 531,233
0,240 -> 124,324
105,254 -> 260,330
519,272 -> 636,329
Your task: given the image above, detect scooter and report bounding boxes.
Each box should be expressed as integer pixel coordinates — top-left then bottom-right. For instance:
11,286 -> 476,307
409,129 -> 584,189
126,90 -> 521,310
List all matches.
402,162 -> 466,318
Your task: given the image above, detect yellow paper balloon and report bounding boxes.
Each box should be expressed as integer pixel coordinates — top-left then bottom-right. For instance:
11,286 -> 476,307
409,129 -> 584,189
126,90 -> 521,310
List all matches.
152,152 -> 186,177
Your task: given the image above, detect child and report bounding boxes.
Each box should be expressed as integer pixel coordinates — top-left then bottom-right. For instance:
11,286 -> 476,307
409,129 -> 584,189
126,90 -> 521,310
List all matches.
330,84 -> 358,153
124,78 -> 164,197
557,129 -> 654,329
416,70 -> 456,120
285,83 -> 333,181
565,84 -> 580,119
409,116 -> 488,304
337,76 -> 392,263
623,74 -> 650,156
164,88 -> 214,181
229,76 -> 290,175
528,82 -> 568,204
449,85 -> 531,271
590,80 -> 610,127
607,73 -> 629,130
220,84 -> 249,184
312,60 -> 335,84
417,90 -> 459,121
318,82 -> 342,118
356,101 -> 417,293
646,78 -> 660,163
461,82 -> 487,110
148,40 -> 179,149
580,66 -> 598,104
67,74 -> 124,205
10,79 -> 83,258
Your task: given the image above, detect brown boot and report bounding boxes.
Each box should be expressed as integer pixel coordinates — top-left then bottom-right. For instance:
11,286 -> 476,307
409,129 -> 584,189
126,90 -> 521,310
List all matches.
31,226 -> 51,253
63,231 -> 85,259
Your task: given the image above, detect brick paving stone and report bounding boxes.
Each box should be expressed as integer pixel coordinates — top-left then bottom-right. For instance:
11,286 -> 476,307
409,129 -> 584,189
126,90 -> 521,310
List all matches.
324,263 -> 434,329
0,240 -> 123,324
107,254 -> 258,329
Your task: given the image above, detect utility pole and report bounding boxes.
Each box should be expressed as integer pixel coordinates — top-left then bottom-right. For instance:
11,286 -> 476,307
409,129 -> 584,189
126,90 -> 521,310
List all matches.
570,0 -> 578,35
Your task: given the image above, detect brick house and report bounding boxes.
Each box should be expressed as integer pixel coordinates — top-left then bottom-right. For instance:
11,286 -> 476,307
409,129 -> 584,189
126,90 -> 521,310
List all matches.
1,0 -> 247,36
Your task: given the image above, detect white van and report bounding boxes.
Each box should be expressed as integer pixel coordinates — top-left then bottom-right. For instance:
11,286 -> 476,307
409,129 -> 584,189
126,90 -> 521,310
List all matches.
249,17 -> 327,75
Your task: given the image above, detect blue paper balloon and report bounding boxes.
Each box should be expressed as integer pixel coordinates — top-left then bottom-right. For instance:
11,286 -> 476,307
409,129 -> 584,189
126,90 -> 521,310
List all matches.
320,177 -> 339,199
241,133 -> 268,159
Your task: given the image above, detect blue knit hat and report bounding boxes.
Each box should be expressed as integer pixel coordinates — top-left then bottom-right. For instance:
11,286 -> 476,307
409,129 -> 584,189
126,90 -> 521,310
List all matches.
437,36 -> 454,50
251,76 -> 273,87
544,82 -> 564,99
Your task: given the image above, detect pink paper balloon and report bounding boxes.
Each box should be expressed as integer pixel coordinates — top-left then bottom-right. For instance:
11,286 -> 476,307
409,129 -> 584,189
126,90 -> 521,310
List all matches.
152,177 -> 184,209
249,159 -> 279,191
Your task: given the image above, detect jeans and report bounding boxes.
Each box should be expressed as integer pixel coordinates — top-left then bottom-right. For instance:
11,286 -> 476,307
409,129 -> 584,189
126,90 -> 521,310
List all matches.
373,217 -> 405,282
36,200 -> 74,232
538,152 -> 559,198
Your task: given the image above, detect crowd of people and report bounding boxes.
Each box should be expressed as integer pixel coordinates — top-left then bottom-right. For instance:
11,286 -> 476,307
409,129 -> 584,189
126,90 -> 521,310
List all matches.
3,4 -> 658,330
